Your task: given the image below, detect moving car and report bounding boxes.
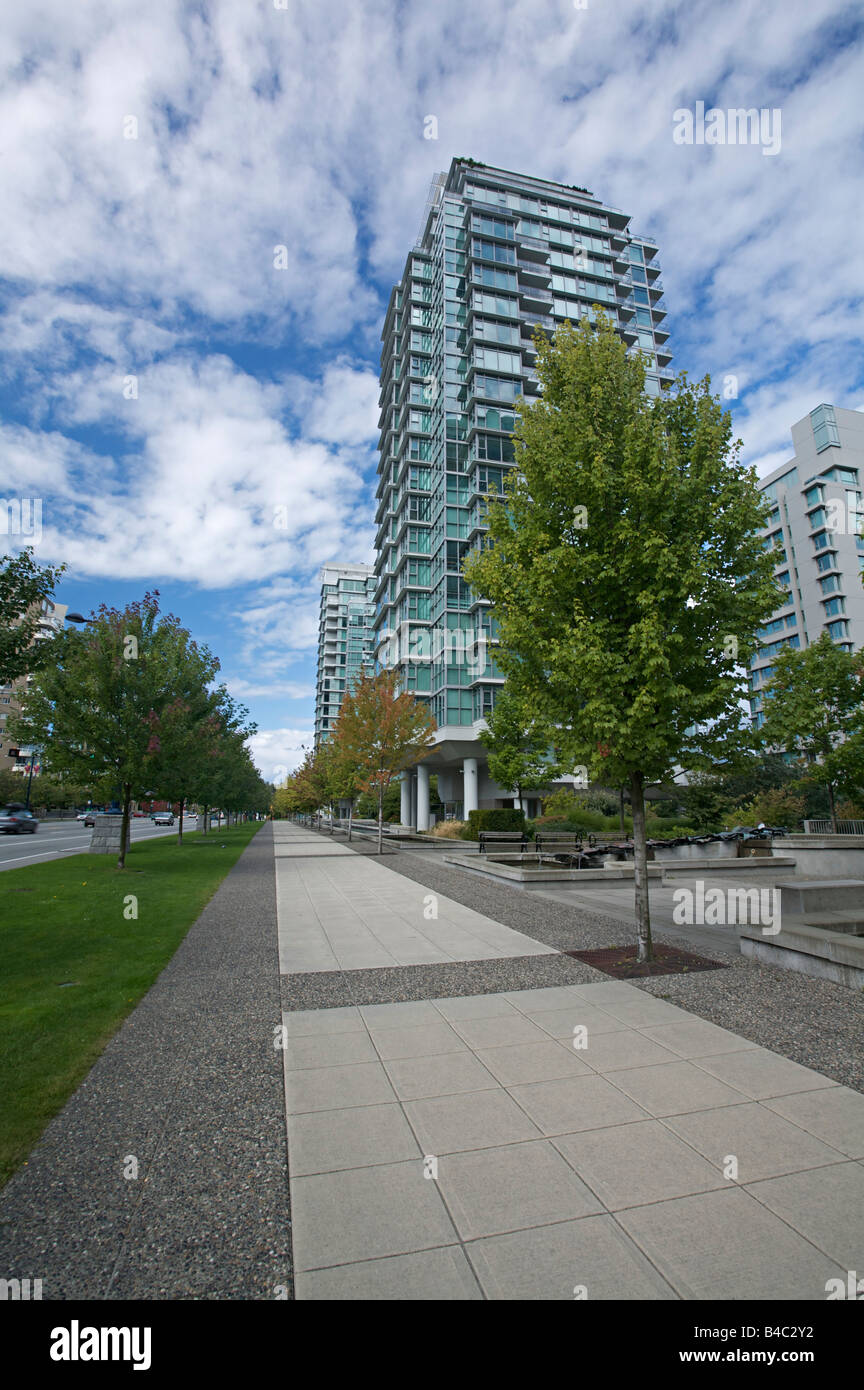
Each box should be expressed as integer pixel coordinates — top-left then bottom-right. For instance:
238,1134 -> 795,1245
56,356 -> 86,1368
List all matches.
152,811 -> 175,825
83,811 -> 100,827
0,807 -> 39,834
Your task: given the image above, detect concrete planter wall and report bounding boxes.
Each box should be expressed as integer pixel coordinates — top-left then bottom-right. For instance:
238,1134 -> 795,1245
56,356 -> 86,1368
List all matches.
776,836 -> 864,878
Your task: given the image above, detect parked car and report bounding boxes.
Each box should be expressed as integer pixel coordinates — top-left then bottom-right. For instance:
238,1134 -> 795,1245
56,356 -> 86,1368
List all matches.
0,807 -> 39,834
152,811 -> 175,825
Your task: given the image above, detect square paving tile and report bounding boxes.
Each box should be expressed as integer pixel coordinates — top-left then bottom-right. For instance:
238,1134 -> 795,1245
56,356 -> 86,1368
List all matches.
432,995 -> 520,1021
405,1088 -> 543,1154
291,1159 -> 457,1269
609,1060 -> 750,1117
358,1001 -> 443,1029
369,1021 -> 468,1061
639,1019 -> 759,1059
451,1013 -> 554,1050
285,1062 -> 396,1115
504,986 -> 595,1013
745,1162 -> 864,1269
467,1215 -> 678,1300
508,1074 -> 649,1136
474,1041 -> 592,1087
284,1032 -> 378,1070
577,1031 -> 681,1074
281,1007 -> 365,1036
384,1051 -> 500,1101
531,1005 -> 632,1040
762,1086 -> 864,1159
288,1103 -> 422,1176
552,1120 -> 728,1210
439,1139 -> 604,1239
295,1247 -> 483,1300
664,1102 -> 847,1182
592,997 -> 693,1028
617,1188 -> 846,1300
693,1048 -> 839,1101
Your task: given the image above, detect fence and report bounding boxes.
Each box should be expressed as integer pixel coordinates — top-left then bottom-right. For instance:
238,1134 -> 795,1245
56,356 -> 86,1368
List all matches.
803,819 -> 864,835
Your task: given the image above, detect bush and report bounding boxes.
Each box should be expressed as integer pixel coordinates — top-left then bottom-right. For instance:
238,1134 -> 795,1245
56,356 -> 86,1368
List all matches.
429,820 -> 468,838
464,808 -> 525,839
736,788 -> 805,829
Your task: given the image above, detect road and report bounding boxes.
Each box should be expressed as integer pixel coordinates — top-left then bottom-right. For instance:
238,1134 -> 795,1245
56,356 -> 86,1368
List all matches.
0,818 -> 201,872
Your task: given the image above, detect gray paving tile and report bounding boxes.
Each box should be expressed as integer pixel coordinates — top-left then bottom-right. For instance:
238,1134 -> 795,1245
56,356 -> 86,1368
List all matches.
285,1032 -> 378,1070
432,994 -> 521,1021
577,1030 -> 681,1074
474,1041 -> 592,1087
553,1120 -> 728,1210
531,1005 -> 632,1040
291,1160 -> 456,1269
665,1102 -> 847,1182
405,1089 -> 543,1155
384,1051 -> 500,1101
617,1188 -> 845,1300
762,1086 -> 864,1159
287,1103 -> 422,1176
295,1246 -> 483,1299
639,1018 -> 760,1059
451,1013 -> 554,1050
468,1216 -> 678,1300
504,986 -> 595,1013
508,1074 -> 649,1136
360,1001 -> 443,1028
592,997 -> 694,1028
285,1062 -> 396,1115
370,1021 -> 468,1061
609,1060 -> 750,1117
694,1049 -> 840,1101
745,1162 -> 864,1268
439,1140 -> 604,1239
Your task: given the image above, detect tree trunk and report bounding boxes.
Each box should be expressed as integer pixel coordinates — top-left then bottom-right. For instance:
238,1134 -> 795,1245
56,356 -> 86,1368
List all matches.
347,800 -> 353,843
201,804 -> 208,835
619,785 -> 626,835
630,770 -> 653,963
177,801 -> 184,846
377,785 -> 384,856
828,781 -> 838,834
118,781 -> 132,870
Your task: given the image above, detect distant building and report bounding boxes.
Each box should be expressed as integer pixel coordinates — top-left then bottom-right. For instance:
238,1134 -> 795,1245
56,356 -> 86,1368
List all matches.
749,405 -> 864,728
0,597 -> 67,775
314,563 -> 376,747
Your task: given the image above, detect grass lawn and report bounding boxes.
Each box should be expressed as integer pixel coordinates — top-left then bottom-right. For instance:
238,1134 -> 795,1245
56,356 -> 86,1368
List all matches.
0,821 -> 263,1187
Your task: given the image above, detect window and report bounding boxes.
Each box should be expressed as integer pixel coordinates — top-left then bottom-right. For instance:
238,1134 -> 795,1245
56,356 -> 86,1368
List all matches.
819,573 -> 841,594
815,551 -> 836,572
823,596 -> 845,617
811,403 -> 840,452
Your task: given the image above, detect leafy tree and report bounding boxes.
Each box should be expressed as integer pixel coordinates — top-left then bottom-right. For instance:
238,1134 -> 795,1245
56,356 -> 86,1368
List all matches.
464,317 -> 779,960
335,669 -> 436,854
10,592 -> 224,867
757,632 -> 864,832
736,787 -> 806,829
0,548 -> 66,686
681,775 -> 734,831
478,686 -> 562,809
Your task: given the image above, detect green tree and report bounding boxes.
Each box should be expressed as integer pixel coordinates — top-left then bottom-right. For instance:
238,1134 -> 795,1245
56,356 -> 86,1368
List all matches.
0,548 -> 66,686
757,632 -> 864,832
336,669 -> 436,854
478,686 -> 562,809
464,317 -> 779,960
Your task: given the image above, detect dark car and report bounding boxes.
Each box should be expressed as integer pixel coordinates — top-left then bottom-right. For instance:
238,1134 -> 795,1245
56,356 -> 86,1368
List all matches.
0,808 -> 39,834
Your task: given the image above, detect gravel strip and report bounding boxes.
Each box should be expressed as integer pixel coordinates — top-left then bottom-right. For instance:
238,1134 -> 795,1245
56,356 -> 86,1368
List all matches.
311,830 -> 864,1096
0,824 -> 293,1301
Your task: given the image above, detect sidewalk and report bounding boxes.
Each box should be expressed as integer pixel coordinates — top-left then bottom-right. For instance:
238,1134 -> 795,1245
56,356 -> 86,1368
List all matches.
278,824 -> 864,1300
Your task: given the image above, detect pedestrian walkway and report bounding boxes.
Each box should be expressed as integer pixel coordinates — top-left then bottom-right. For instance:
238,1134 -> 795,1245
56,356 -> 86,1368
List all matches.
274,822 -> 556,973
279,827 -> 864,1300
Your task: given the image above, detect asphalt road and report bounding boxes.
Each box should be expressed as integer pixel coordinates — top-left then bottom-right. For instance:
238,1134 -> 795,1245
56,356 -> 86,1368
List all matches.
0,818 -> 200,872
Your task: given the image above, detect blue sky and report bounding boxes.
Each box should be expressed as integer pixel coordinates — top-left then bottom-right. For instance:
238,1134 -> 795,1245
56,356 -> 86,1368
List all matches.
1,0 -> 862,780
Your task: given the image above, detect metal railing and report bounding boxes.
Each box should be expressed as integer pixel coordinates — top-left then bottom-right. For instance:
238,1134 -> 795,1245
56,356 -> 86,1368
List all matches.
803,819 -> 864,835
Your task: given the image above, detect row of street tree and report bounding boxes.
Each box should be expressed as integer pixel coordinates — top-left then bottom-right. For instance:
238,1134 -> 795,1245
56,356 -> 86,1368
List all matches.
1,578 -> 271,867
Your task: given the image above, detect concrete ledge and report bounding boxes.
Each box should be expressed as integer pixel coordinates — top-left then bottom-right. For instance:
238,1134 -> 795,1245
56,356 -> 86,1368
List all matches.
660,856 -> 797,881
740,919 -> 864,989
443,853 -> 664,883
779,879 -> 864,914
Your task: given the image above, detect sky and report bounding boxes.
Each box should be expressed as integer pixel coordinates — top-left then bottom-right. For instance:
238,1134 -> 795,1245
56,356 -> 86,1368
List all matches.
1,0 -> 863,781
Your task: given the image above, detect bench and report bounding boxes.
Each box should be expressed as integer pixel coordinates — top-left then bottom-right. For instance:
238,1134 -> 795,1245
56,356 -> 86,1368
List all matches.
534,832 -> 587,852
478,830 -> 528,855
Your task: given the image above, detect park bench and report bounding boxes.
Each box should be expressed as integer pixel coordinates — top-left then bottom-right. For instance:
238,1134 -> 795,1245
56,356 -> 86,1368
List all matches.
534,832 -> 587,852
478,830 -> 528,854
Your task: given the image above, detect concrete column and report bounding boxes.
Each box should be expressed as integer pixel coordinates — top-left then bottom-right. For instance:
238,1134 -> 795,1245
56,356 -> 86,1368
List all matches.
400,771 -> 412,827
463,757 -> 479,818
416,764 -> 430,832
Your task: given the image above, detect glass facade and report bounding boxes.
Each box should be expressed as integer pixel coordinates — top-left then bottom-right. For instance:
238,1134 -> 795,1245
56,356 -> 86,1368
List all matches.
373,159 -> 670,729
314,565 -> 376,746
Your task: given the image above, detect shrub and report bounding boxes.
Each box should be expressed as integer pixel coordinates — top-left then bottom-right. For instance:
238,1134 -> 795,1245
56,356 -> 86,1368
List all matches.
736,788 -> 805,829
429,819 -> 468,838
464,808 -> 526,839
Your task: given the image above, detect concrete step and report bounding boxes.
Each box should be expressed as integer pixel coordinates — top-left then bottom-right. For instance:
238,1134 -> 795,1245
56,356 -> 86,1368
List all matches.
780,880 -> 864,914
801,910 -> 864,936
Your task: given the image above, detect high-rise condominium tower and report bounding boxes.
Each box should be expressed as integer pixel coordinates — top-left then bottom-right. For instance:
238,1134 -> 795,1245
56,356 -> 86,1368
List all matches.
373,158 -> 669,825
749,404 -> 864,728
314,563 -> 376,747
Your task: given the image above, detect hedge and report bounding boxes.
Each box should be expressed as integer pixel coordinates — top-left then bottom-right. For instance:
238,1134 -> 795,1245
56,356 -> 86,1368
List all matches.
463,808 -> 526,840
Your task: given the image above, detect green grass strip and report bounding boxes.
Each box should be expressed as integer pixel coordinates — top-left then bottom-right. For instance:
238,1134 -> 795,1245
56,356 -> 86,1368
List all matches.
0,821 -> 264,1187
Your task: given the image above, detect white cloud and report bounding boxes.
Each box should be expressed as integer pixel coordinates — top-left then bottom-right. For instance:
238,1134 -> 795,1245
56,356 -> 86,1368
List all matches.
246,726 -> 314,782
